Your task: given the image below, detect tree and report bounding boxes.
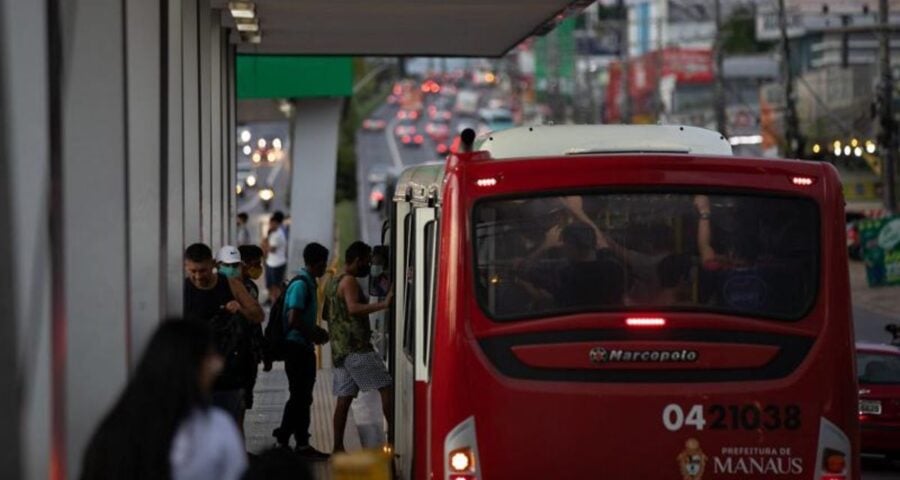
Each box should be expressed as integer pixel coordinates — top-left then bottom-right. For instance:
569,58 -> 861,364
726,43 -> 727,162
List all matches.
721,7 -> 769,54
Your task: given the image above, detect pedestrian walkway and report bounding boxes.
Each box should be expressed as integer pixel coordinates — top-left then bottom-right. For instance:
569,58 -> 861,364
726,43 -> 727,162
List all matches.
849,260 -> 900,320
244,363 -> 361,479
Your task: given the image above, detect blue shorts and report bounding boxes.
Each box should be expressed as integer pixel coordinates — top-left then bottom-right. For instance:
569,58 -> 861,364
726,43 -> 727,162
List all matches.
265,264 -> 286,288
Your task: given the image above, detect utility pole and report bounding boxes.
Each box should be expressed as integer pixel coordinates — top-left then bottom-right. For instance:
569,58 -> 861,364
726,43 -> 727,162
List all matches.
878,0 -> 897,212
548,28 -> 563,123
713,0 -> 728,136
583,63 -> 598,123
618,0 -> 632,123
778,0 -> 804,158
655,15 -> 666,122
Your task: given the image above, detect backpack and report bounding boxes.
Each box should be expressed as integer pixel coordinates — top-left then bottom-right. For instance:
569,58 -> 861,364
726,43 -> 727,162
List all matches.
264,274 -> 313,362
209,311 -> 251,390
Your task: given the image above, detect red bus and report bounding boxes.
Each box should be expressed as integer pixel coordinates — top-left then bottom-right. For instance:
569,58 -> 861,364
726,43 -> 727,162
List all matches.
383,125 -> 858,480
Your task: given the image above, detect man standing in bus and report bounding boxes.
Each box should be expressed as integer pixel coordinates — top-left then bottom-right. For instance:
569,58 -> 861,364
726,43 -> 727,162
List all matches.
323,241 -> 394,453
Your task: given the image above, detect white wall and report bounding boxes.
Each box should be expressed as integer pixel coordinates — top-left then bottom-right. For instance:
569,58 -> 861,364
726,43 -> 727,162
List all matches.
0,0 -> 51,478
0,0 -> 238,477
60,2 -> 130,474
166,0 -> 187,317
127,0 -> 164,365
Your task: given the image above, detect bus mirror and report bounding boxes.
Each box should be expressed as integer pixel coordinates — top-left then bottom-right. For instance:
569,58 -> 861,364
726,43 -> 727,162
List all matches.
369,245 -> 391,298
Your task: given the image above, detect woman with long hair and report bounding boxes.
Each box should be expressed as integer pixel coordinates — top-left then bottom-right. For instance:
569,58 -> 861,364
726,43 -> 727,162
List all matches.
80,319 -> 247,480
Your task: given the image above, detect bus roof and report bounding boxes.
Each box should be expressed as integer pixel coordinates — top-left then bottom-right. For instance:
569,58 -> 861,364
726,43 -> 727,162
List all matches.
476,125 -> 732,158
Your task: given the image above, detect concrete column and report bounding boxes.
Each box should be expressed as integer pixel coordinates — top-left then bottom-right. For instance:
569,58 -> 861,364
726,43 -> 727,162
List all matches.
225,46 -> 237,243
60,0 -> 130,475
209,11 -> 224,247
288,98 -> 344,275
198,0 -> 213,243
126,0 -> 163,363
165,0 -> 186,316
0,1 -> 51,478
182,0 -> 202,244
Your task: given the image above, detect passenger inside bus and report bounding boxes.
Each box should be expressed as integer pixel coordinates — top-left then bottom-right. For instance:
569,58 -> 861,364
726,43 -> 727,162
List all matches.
654,253 -> 693,305
474,192 -> 817,320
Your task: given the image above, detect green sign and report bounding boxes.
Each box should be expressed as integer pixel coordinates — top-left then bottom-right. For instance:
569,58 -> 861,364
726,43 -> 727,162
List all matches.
534,17 -> 576,97
236,55 -> 353,99
861,215 -> 900,286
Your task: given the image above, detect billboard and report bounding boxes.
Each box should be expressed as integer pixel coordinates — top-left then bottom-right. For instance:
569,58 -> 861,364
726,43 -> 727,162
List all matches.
604,48 -> 713,122
861,215 -> 900,287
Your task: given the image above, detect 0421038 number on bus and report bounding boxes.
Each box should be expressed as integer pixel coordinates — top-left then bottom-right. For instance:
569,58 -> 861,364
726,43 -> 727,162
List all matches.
663,404 -> 802,432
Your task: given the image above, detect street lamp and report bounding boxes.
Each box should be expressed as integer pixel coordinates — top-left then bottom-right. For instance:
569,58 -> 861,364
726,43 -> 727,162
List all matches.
258,188 -> 274,201
259,188 -> 275,211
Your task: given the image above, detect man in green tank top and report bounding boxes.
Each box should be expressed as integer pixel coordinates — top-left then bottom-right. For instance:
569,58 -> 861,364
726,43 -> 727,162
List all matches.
323,241 -> 394,452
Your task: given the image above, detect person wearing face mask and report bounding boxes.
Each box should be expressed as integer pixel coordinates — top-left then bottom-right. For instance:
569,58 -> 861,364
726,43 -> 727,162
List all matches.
323,241 -> 394,453
237,245 -> 266,425
184,243 -> 263,425
80,319 -> 247,480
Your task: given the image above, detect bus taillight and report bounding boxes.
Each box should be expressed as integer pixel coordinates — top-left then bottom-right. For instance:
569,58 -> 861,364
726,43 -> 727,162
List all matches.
823,449 -> 846,474
445,417 -> 481,480
625,317 -> 666,328
791,176 -> 815,186
816,417 -> 851,479
475,177 -> 497,187
449,448 -> 476,475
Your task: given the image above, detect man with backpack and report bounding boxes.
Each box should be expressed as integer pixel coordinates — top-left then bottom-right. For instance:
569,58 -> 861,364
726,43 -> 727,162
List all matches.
183,243 -> 264,424
270,242 -> 331,459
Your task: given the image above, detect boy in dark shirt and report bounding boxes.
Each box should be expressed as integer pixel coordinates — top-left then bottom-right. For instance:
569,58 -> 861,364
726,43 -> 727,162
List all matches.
183,243 -> 264,424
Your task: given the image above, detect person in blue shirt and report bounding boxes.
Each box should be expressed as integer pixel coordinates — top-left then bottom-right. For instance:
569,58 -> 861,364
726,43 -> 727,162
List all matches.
273,242 -> 330,459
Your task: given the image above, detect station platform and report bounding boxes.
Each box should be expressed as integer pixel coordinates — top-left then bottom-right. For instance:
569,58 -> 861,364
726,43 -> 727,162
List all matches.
245,364 -> 363,479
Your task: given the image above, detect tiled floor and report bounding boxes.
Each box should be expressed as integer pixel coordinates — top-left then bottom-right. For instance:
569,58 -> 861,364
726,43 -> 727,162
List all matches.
244,364 -> 362,479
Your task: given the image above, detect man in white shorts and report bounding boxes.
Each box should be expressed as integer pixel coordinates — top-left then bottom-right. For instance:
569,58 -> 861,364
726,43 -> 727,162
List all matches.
323,241 -> 394,452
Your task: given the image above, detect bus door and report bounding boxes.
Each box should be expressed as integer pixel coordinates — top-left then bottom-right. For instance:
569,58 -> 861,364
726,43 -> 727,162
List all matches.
393,203 -> 438,480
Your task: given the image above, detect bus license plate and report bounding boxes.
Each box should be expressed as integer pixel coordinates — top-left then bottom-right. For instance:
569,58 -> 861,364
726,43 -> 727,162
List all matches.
860,399 -> 882,415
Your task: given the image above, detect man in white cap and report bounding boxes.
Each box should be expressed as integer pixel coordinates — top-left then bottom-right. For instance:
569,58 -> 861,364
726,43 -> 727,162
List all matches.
213,245 -> 265,432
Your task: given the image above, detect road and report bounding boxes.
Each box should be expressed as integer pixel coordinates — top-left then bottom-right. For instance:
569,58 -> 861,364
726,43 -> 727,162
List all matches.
356,99 -> 452,245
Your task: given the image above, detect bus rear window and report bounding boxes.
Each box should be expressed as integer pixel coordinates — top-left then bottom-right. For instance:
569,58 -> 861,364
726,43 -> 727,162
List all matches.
473,192 -> 819,321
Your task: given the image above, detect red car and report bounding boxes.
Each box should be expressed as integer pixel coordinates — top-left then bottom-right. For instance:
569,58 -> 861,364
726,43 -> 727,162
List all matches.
394,124 -> 416,137
362,118 -> 386,131
400,133 -> 424,147
396,109 -> 419,121
434,142 -> 449,157
857,341 -> 900,458
424,122 -> 450,143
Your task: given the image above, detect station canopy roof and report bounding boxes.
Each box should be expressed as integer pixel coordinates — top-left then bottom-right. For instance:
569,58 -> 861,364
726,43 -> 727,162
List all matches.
219,0 -> 585,57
